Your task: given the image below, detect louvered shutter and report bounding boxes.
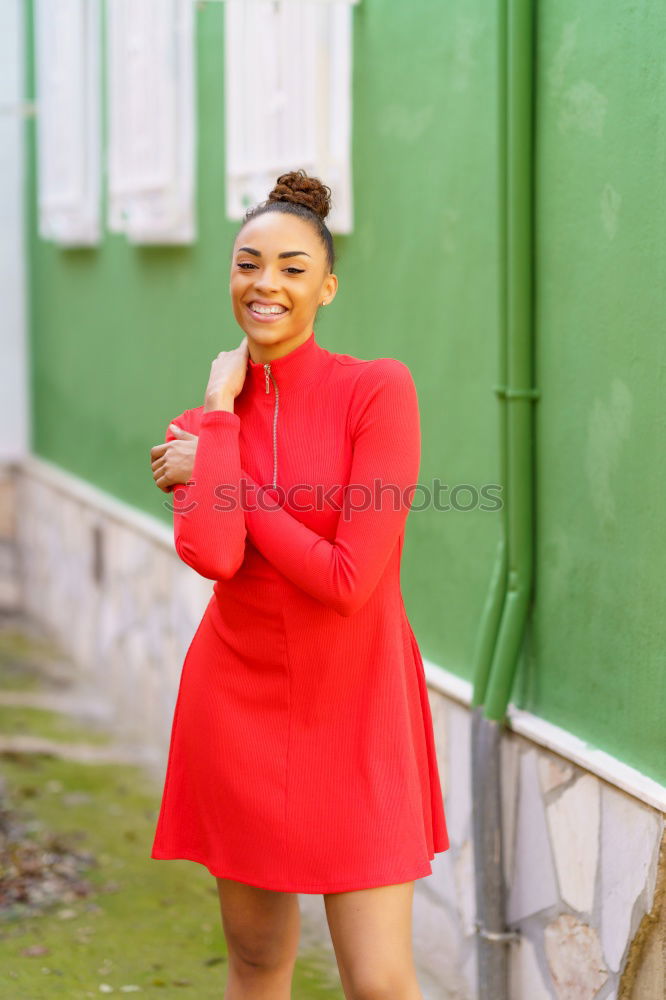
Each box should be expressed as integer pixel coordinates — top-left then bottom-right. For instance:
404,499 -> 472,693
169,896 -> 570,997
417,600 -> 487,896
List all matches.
106,0 -> 196,244
34,0 -> 101,246
224,0 -> 356,235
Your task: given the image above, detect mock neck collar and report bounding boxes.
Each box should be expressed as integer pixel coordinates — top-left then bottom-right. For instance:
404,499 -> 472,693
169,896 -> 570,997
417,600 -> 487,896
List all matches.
245,330 -> 329,394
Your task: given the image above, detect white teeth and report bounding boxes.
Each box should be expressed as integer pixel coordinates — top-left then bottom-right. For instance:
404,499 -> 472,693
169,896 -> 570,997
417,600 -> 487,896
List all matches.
250,303 -> 287,315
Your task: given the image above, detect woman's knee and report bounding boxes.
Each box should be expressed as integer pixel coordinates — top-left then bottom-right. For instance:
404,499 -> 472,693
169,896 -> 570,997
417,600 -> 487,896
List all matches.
340,961 -> 422,1000
215,876 -> 301,970
324,881 -> 421,1000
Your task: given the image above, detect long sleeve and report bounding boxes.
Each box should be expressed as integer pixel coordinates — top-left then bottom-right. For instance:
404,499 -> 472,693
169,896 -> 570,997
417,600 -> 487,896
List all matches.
242,360 -> 421,616
165,408 -> 247,580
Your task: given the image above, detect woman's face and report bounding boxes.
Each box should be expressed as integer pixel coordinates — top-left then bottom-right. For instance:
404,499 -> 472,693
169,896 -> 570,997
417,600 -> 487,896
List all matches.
229,211 -> 337,356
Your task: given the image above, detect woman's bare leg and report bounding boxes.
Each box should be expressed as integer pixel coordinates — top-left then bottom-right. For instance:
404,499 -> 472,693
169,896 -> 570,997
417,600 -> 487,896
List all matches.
215,876 -> 301,1000
323,880 -> 423,1000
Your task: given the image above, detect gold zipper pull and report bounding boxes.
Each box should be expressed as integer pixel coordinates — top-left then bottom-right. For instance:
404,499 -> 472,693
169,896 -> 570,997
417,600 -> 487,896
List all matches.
264,362 -> 271,394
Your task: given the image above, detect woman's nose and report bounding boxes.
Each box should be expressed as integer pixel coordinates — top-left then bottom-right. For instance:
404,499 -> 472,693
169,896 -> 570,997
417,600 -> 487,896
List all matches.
253,268 -> 281,293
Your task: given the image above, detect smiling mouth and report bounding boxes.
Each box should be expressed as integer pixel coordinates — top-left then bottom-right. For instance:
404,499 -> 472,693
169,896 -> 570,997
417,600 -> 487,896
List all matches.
247,301 -> 289,317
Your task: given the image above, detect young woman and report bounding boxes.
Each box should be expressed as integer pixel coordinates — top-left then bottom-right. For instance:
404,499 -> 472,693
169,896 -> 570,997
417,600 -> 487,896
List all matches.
149,170 -> 450,1000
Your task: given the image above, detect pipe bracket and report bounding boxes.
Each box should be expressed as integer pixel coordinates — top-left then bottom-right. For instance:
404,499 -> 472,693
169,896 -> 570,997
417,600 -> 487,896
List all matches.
494,384 -> 540,401
473,920 -> 521,943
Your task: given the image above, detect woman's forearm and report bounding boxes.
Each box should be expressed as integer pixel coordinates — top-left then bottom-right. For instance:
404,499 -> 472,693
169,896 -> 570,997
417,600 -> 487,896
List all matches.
167,410 -> 247,580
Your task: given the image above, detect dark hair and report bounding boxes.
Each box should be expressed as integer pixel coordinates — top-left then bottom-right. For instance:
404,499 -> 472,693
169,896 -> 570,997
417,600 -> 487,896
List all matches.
240,169 -> 336,273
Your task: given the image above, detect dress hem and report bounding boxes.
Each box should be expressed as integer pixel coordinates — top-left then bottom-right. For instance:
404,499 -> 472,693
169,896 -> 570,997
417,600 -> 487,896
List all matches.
150,849 -> 440,894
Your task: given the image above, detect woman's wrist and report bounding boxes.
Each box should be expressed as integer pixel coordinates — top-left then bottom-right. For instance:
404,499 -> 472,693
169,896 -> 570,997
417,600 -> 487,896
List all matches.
204,392 -> 235,413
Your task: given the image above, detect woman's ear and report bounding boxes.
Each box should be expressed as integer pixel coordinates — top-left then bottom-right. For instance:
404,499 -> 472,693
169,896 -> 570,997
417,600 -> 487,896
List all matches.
320,272 -> 338,307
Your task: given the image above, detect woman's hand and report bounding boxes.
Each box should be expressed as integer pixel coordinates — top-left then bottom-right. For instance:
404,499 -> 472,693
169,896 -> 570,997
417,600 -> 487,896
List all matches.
204,335 -> 249,412
150,425 -> 198,493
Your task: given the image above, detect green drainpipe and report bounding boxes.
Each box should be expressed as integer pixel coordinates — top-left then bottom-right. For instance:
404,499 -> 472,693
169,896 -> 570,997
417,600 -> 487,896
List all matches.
469,0 -> 538,996
470,0 -> 539,721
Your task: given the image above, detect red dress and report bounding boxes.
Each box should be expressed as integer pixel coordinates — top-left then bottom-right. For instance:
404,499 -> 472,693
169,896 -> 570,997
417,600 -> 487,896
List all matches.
150,330 -> 450,892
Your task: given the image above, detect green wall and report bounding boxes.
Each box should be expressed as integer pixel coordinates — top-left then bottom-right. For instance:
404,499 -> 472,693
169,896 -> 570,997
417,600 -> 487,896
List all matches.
517,1 -> 666,779
25,2 -> 665,782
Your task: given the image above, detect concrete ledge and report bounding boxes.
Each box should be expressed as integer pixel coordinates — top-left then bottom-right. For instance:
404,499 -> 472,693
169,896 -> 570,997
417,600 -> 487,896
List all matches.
423,658 -> 666,814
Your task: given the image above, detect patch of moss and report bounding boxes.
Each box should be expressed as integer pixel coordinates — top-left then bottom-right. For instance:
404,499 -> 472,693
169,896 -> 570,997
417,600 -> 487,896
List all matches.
0,625 -> 68,692
0,706 -> 112,746
0,643 -> 44,691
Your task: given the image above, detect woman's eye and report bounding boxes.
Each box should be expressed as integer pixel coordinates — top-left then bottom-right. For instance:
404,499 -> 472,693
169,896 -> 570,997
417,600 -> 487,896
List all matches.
236,263 -> 303,274
238,260 -> 304,274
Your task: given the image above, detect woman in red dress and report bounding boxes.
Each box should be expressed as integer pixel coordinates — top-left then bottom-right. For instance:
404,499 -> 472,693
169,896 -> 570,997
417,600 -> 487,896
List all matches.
150,170 -> 450,999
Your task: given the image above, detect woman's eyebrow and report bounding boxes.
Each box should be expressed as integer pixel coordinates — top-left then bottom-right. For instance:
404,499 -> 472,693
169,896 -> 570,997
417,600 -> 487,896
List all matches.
237,246 -> 311,259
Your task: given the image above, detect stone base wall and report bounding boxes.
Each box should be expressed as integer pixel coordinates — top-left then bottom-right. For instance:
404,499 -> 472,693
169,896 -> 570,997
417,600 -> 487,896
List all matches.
0,463 -> 20,611
7,457 -> 665,1000
10,458 -> 214,767
417,697 -> 665,1000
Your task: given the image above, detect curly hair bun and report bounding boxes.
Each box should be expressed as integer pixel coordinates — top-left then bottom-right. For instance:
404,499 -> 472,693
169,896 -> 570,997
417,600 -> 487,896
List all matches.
268,169 -> 332,222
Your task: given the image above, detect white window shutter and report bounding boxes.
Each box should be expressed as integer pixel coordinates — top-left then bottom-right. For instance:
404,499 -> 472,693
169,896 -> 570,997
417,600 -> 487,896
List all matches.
34,0 -> 101,246
106,0 -> 196,244
224,0 -> 355,235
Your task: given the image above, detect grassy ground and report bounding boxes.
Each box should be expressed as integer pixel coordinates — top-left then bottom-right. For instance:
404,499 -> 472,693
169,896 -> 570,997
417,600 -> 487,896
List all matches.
0,617 -> 343,999
0,705 -> 112,745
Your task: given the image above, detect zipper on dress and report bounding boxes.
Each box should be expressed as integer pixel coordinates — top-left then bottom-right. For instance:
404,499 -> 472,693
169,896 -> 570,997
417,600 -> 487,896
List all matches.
263,362 -> 279,490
